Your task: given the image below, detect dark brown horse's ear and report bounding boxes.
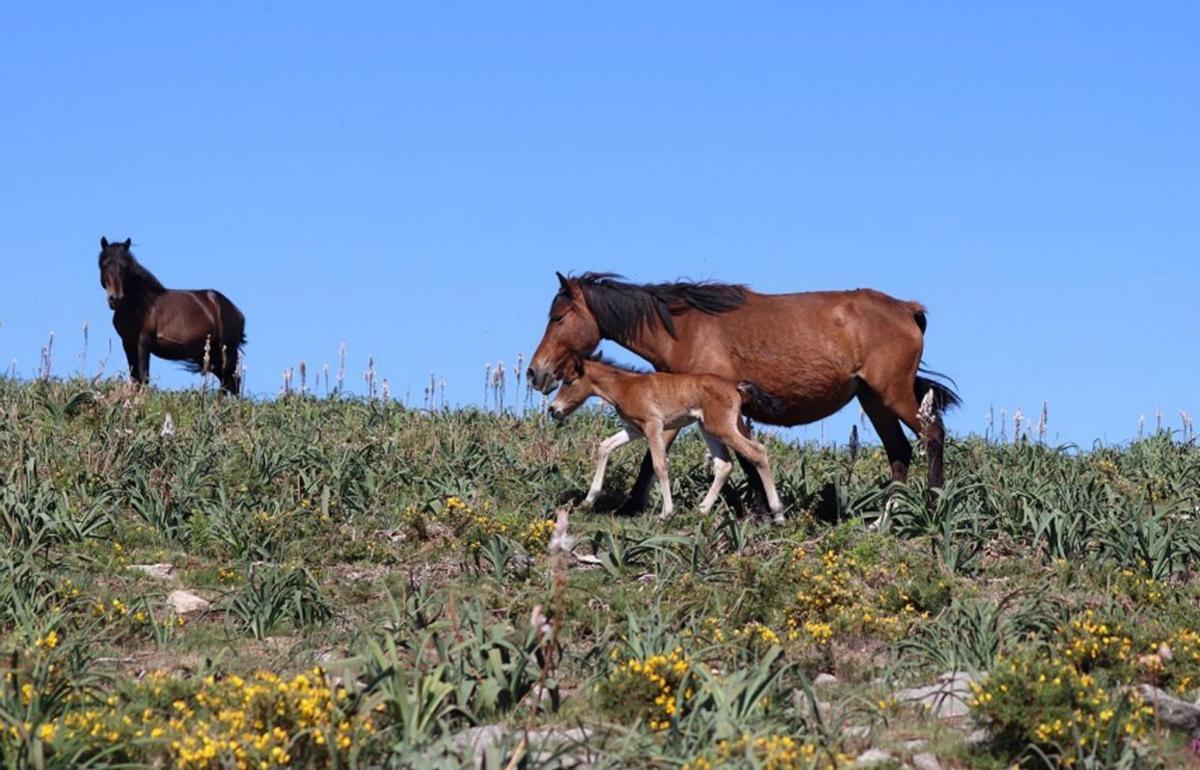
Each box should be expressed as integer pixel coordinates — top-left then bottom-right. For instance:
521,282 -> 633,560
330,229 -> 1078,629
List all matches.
100,237 -> 109,249
123,238 -> 132,249
556,271 -> 570,291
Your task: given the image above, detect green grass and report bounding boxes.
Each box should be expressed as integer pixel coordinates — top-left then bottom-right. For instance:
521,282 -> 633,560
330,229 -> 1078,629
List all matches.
1,376 -> 1198,769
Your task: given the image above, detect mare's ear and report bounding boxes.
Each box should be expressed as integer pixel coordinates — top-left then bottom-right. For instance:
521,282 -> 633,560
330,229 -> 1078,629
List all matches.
556,271 -> 570,292
122,238 -> 132,249
100,237 -> 109,249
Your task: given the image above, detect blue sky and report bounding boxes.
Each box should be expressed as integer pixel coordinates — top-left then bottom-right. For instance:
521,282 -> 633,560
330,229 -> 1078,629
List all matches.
1,2 -> 1196,444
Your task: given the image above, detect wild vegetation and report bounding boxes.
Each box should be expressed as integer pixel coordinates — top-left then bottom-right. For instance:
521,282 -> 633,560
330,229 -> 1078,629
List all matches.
1,376 -> 1198,769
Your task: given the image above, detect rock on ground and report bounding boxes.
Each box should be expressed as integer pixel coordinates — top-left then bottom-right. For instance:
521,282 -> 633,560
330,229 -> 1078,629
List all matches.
131,563 -> 175,580
853,748 -> 893,767
1137,684 -> 1200,731
167,590 -> 210,614
912,752 -> 942,770
893,671 -> 981,720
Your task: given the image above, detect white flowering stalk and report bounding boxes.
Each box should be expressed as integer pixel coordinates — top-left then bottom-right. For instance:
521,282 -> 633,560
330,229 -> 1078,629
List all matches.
337,343 -> 347,395
160,412 -> 175,440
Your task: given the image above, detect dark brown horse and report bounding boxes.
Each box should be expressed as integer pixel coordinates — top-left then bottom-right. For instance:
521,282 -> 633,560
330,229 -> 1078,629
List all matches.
98,237 -> 246,394
527,273 -> 959,514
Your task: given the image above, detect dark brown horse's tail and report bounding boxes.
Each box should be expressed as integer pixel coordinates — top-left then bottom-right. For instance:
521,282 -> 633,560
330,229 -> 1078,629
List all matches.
737,381 -> 789,421
914,366 -> 961,415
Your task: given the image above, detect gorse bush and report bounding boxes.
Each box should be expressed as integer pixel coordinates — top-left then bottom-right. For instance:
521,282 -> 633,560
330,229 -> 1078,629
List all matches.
0,377 -> 1197,767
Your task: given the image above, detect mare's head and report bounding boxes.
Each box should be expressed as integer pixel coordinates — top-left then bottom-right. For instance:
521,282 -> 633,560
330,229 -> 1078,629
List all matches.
529,273 -> 601,393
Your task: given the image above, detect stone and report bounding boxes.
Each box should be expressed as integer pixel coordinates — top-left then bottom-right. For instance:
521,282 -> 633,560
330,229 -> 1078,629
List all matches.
1137,684 -> 1200,731
452,725 -> 593,768
854,748 -> 893,767
893,671 -> 980,720
912,752 -> 941,770
167,590 -> 210,614
814,673 -> 839,687
131,563 -> 175,580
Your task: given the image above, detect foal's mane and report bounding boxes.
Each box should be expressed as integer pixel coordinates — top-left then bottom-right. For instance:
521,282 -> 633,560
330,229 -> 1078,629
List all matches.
584,351 -> 651,375
562,272 -> 749,343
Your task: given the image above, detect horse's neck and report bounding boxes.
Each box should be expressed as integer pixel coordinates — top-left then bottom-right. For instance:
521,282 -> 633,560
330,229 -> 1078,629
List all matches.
609,331 -> 675,372
582,363 -> 636,409
121,273 -> 166,319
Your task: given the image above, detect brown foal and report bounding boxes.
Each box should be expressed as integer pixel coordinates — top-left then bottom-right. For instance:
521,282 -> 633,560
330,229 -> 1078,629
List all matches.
548,355 -> 784,522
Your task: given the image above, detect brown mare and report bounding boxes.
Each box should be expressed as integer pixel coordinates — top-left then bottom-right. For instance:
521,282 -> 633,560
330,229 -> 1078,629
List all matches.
528,273 -> 960,514
548,354 -> 785,521
98,238 -> 246,394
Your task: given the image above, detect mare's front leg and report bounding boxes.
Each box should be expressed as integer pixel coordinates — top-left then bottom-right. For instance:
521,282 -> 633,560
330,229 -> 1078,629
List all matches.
644,420 -> 675,520
585,427 -> 641,507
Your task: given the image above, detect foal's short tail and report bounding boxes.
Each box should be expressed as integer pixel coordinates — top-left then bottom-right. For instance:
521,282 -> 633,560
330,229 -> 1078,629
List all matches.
737,381 -> 789,422
914,366 -> 962,415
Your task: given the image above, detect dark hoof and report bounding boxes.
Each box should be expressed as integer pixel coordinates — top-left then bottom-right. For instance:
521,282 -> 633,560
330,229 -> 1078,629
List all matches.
614,497 -> 649,517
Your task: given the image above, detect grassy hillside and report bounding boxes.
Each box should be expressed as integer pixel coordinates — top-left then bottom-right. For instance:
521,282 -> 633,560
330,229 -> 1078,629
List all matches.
2,378 -> 1199,769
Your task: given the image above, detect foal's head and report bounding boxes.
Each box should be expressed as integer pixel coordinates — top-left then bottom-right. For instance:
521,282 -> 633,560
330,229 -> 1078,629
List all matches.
98,237 -> 134,309
547,355 -> 593,423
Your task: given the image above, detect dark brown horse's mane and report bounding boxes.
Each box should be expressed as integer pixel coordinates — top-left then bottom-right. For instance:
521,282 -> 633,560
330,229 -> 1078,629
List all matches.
102,247 -> 167,299
564,272 -> 749,343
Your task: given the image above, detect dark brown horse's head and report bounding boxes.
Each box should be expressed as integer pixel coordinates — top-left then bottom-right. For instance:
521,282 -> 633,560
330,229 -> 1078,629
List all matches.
98,237 -> 134,309
528,273 -> 602,393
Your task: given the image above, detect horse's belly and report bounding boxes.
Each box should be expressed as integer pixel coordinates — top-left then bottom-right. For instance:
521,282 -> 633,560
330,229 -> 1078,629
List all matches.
151,337 -> 195,361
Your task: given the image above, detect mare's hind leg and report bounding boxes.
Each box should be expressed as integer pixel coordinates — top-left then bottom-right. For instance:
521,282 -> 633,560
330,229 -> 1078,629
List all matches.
858,383 -> 928,528
617,427 -> 680,515
697,429 -> 734,514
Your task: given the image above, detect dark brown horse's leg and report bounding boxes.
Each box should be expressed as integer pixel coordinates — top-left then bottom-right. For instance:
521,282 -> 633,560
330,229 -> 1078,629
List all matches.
218,350 -> 241,395
616,427 -> 680,515
136,335 -> 151,385
121,335 -> 150,385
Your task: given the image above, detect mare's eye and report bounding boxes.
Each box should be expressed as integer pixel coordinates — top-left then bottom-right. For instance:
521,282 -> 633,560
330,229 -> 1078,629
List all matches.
551,315 -> 565,324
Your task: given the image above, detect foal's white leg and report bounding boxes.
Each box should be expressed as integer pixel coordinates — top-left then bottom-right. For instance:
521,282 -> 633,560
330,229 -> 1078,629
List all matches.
719,415 -> 787,523
585,428 -> 641,506
697,429 -> 733,514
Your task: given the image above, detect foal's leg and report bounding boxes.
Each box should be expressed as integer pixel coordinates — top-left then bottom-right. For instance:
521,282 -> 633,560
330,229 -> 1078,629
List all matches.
718,417 -> 784,522
585,427 -> 641,506
643,420 -> 675,520
697,429 -> 734,514
734,417 -> 770,514
617,427 -> 681,515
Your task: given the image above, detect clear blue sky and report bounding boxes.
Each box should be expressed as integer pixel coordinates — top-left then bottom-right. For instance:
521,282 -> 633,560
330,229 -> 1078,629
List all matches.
2,2 -> 1196,444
